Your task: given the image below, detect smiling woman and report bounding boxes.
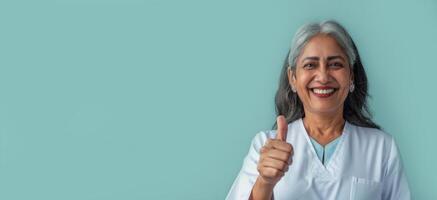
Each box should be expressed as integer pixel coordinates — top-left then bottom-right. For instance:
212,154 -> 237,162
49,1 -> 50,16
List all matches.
226,20 -> 411,200
289,35 -> 353,117
276,21 -> 379,129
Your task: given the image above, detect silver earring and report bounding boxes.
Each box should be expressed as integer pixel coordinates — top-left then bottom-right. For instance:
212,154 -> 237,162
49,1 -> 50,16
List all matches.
291,86 -> 297,93
349,82 -> 355,93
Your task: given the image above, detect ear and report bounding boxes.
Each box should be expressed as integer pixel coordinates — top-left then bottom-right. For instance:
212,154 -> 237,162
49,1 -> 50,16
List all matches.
287,67 -> 296,87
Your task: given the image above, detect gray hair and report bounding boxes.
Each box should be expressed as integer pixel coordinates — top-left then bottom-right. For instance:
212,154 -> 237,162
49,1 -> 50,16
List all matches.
287,20 -> 356,69
273,20 -> 380,130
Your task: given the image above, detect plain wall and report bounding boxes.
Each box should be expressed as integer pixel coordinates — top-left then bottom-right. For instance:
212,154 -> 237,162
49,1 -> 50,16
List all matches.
1,0 -> 436,199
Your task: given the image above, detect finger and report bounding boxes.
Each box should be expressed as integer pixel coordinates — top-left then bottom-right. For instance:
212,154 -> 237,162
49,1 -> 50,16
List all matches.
266,149 -> 293,164
260,166 -> 285,179
262,157 -> 288,172
269,140 -> 293,153
276,115 -> 288,141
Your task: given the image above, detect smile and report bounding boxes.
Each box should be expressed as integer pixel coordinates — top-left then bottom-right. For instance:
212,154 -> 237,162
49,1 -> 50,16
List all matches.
310,88 -> 337,98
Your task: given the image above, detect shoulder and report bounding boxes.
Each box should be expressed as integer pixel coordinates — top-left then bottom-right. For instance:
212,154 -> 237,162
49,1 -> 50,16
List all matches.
348,122 -> 394,145
347,122 -> 397,164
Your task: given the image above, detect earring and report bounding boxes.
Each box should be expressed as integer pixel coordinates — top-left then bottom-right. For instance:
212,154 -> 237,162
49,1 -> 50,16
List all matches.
291,86 -> 297,93
349,82 -> 355,93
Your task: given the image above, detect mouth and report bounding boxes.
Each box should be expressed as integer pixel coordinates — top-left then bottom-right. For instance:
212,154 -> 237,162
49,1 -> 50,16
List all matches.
309,87 -> 338,98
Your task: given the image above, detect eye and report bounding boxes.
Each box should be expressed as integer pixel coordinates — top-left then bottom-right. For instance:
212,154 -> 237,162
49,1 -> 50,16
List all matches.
303,63 -> 316,69
328,62 -> 344,68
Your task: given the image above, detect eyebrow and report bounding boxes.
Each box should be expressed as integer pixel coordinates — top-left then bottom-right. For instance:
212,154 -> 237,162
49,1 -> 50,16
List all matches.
327,55 -> 346,62
301,55 -> 346,63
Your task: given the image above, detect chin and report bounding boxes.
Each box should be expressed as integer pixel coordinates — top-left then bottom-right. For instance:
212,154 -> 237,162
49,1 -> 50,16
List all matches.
308,105 -> 342,115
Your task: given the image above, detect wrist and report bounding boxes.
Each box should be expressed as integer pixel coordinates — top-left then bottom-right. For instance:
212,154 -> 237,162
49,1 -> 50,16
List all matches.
255,176 -> 276,193
257,176 -> 276,188
251,176 -> 275,200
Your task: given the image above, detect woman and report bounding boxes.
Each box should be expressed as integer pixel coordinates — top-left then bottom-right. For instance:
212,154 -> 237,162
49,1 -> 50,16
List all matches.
226,20 -> 411,200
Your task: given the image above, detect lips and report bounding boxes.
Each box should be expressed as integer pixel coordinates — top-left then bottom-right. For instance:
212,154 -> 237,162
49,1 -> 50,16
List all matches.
309,86 -> 337,98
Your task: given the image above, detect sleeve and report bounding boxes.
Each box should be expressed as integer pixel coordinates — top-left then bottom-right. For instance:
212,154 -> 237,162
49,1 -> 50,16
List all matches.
382,136 -> 411,200
225,132 -> 268,200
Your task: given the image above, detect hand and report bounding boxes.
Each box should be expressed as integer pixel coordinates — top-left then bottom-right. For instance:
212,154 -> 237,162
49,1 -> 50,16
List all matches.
257,115 -> 294,186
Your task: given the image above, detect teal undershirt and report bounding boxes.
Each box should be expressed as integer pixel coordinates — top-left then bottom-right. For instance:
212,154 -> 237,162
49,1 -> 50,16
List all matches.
309,136 -> 341,166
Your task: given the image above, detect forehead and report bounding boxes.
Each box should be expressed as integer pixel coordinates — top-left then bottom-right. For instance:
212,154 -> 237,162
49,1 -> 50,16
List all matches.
299,34 -> 346,59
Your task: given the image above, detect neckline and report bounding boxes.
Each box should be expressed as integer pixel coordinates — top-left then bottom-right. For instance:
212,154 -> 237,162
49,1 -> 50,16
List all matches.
309,135 -> 342,148
298,118 -> 351,176
309,136 -> 341,166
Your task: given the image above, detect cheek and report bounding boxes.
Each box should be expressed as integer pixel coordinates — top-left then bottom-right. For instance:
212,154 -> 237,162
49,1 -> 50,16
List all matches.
334,71 -> 351,86
336,76 -> 351,98
294,73 -> 311,89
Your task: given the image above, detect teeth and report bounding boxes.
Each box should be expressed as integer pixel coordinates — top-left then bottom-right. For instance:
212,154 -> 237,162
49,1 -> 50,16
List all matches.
313,88 -> 334,94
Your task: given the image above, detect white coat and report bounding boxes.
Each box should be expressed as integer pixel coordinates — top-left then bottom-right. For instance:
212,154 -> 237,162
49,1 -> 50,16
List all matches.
226,118 -> 411,200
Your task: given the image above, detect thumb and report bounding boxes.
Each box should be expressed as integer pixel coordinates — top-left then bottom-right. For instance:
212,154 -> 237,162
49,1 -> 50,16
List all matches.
276,115 -> 288,141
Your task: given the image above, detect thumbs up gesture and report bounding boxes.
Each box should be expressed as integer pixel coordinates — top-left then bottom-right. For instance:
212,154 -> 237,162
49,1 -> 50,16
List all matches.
257,115 -> 294,186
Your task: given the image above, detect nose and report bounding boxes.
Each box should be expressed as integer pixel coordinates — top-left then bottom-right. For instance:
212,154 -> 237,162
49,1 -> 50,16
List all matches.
314,65 -> 330,83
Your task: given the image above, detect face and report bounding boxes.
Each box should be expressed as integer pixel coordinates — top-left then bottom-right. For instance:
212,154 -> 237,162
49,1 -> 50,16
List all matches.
288,34 -> 353,115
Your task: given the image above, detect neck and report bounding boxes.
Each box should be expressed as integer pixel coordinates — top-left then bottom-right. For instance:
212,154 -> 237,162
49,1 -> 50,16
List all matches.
303,110 -> 345,140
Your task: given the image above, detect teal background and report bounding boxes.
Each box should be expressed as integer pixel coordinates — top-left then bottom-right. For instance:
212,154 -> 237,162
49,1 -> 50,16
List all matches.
0,0 -> 436,199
